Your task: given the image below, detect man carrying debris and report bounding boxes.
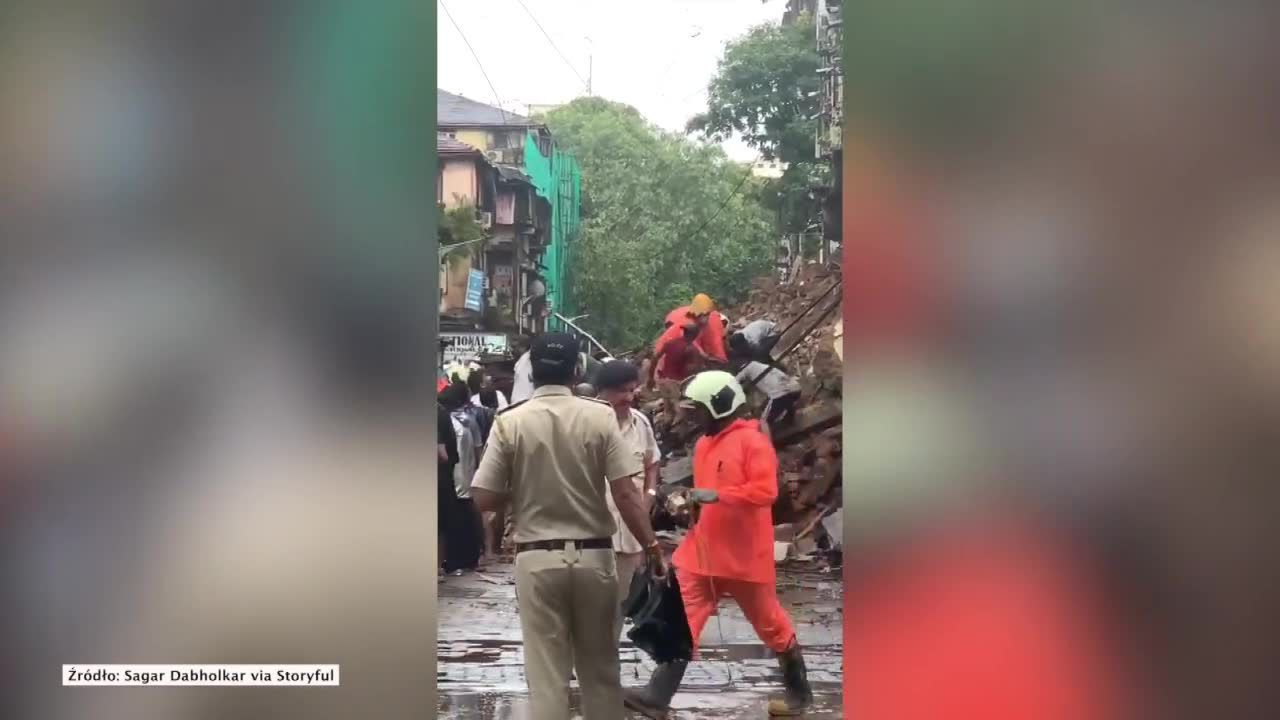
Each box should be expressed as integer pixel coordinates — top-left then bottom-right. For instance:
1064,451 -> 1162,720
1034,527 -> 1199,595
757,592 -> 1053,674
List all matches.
665,293 -> 728,364
625,371 -> 813,718
647,321 -> 707,388
734,358 -> 803,441
595,360 -> 662,625
470,333 -> 667,720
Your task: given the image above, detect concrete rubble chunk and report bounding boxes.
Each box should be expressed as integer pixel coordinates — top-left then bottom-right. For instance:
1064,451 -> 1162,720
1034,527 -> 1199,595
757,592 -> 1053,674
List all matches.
774,542 -> 791,563
793,536 -> 819,558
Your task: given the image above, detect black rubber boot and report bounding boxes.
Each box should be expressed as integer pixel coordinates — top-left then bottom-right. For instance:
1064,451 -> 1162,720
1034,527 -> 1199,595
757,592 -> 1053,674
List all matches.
767,643 -> 814,716
623,660 -> 688,719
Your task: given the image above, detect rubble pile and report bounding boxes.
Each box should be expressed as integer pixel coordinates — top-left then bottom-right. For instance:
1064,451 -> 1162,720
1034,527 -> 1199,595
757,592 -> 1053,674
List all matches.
486,263 -> 844,570
731,263 -> 843,401
645,262 -> 844,569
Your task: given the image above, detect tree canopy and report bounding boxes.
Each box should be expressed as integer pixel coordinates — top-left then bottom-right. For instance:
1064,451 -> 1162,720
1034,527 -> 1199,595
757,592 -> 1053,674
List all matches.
686,15 -> 825,234
539,98 -> 774,351
687,17 -> 820,167
438,203 -> 484,268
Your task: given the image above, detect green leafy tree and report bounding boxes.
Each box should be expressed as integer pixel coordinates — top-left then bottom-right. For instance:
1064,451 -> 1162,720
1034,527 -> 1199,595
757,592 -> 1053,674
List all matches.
539,98 -> 774,350
687,14 -> 823,234
438,202 -> 485,268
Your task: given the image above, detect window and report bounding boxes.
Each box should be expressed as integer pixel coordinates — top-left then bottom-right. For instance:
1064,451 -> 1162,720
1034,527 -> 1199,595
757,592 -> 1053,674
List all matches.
491,130 -> 522,150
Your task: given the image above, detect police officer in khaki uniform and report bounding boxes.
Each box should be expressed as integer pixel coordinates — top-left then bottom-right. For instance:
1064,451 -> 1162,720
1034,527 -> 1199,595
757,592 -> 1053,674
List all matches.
471,333 -> 667,720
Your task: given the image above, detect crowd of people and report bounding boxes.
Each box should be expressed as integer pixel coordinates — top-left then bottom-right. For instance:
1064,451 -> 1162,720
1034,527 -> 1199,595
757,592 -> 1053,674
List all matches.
435,293 -> 815,718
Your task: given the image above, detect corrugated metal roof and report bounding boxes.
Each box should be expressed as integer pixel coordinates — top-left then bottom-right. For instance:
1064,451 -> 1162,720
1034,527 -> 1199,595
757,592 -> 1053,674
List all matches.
494,163 -> 532,184
438,89 -> 535,127
437,133 -> 480,154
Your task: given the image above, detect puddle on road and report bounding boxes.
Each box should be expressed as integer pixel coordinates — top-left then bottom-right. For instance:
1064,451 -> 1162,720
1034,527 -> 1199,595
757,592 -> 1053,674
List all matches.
439,689 -> 842,719
695,642 -> 839,663
439,564 -> 843,717
440,640 -> 841,672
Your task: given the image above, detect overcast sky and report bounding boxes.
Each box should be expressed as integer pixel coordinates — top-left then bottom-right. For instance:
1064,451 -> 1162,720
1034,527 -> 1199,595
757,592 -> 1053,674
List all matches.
437,0 -> 790,162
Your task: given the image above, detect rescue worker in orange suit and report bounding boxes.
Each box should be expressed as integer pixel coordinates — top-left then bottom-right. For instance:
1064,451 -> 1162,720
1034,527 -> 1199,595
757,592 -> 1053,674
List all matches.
624,371 -> 813,718
646,322 -> 707,389
664,293 -> 728,364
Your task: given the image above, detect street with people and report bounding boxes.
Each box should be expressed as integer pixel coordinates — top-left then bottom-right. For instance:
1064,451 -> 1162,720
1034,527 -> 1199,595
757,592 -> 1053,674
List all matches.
437,2 -> 844,716
438,276 -> 844,718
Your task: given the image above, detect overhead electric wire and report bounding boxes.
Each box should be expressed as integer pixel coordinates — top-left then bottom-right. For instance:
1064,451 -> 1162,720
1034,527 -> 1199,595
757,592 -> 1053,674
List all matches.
513,0 -> 590,93
439,0 -> 509,124
505,1 -> 761,266
672,159 -> 757,247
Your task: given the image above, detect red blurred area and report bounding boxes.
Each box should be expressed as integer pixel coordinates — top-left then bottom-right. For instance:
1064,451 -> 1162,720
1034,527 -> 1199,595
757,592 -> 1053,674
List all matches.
840,144 -> 937,350
844,514 -> 1135,720
839,2 -> 1280,715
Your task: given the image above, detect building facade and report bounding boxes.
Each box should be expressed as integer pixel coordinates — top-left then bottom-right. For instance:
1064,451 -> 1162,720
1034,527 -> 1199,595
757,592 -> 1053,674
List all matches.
815,0 -> 843,245
437,88 -> 583,343
437,133 -> 495,323
437,90 -> 583,358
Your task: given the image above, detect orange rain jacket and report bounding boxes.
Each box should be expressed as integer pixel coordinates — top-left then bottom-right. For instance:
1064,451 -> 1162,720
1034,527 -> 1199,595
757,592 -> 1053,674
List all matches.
672,418 -> 778,584
652,323 -> 696,381
664,306 -> 727,363
665,306 -> 690,328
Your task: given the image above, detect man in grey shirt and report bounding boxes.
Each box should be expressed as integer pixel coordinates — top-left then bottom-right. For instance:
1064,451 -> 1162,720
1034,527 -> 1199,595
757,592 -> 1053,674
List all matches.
730,319 -> 780,362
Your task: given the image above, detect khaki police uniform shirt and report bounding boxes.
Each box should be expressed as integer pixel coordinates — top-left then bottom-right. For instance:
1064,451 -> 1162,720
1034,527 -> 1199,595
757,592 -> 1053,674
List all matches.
605,408 -> 660,554
472,385 -> 643,544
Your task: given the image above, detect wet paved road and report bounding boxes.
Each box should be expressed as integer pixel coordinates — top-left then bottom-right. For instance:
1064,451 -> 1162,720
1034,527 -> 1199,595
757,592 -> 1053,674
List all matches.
438,562 -> 843,719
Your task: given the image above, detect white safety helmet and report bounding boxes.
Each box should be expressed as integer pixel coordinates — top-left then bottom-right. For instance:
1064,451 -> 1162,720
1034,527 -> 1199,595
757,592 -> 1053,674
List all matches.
680,370 -> 747,420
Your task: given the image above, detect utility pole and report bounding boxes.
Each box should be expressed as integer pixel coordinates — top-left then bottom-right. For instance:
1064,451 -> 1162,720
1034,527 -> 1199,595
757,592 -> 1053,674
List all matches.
585,36 -> 593,95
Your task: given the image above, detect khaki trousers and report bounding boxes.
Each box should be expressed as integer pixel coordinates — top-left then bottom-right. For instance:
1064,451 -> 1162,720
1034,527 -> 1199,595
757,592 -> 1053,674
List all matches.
614,551 -> 645,637
516,545 -> 622,720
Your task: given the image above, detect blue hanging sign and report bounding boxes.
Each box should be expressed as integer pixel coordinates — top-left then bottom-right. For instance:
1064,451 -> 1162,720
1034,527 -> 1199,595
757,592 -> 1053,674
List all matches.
464,269 -> 486,312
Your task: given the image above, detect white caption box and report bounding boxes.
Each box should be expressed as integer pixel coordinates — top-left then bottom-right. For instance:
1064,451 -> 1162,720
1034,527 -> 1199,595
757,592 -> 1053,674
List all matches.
63,664 -> 340,686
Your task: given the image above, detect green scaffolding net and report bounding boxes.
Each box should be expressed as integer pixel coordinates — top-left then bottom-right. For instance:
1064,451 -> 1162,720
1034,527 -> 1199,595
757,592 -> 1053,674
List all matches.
523,132 -> 581,330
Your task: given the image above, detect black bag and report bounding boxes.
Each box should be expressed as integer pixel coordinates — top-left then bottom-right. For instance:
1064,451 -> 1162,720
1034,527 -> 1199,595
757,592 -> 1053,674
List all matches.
622,562 -> 694,664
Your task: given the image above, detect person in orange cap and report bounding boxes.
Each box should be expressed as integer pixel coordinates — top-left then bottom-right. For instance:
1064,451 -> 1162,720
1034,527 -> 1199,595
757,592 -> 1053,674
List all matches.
664,294 -> 728,364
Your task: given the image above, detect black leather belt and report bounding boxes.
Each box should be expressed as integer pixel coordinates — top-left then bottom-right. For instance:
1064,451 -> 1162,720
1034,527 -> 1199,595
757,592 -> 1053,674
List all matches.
516,538 -> 613,554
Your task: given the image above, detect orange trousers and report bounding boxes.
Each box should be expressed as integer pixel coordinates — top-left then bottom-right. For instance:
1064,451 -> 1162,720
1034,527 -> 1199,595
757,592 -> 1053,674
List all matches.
677,567 -> 797,656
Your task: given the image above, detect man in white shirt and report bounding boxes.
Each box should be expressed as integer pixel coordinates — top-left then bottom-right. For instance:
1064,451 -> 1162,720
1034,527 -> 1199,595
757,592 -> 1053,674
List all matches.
735,359 -> 803,441
595,360 -> 661,628
510,349 -> 534,404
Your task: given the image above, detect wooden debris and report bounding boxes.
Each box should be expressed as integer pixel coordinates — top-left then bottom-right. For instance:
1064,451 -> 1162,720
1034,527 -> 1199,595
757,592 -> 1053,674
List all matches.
771,403 -> 842,447
796,504 -> 833,540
